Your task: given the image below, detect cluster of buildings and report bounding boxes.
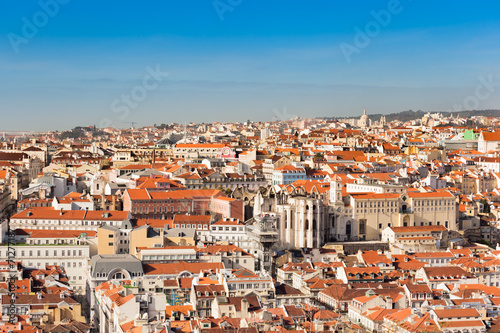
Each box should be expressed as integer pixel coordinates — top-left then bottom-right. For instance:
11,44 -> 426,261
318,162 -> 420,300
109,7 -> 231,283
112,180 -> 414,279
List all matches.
1,111 -> 500,332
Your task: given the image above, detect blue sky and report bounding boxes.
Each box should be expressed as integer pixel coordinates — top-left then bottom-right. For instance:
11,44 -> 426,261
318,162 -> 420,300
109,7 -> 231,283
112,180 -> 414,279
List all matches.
1,0 -> 500,131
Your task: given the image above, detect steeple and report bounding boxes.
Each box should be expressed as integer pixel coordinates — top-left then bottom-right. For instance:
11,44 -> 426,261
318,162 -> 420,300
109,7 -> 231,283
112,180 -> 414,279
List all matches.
330,175 -> 343,203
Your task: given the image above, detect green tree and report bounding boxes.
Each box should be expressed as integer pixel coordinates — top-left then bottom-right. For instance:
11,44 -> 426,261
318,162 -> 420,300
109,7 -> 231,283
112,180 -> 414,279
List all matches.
59,127 -> 86,140
314,152 -> 324,160
480,198 -> 491,214
479,239 -> 494,248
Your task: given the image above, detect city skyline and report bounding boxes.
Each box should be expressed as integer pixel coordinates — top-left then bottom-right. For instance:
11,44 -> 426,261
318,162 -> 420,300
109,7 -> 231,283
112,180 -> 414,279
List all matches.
3,2 -> 500,331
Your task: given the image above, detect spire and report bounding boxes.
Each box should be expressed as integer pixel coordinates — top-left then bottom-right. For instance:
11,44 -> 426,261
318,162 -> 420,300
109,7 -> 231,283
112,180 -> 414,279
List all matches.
363,108 -> 367,116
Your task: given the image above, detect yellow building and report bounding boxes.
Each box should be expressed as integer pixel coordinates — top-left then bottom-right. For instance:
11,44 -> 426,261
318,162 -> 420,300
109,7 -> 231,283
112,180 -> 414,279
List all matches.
129,224 -> 164,256
97,225 -> 120,255
10,294 -> 85,326
97,223 -> 133,255
164,227 -> 196,246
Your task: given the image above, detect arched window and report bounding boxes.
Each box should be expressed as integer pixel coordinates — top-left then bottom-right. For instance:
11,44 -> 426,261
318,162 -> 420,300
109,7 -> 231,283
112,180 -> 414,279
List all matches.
403,215 -> 410,227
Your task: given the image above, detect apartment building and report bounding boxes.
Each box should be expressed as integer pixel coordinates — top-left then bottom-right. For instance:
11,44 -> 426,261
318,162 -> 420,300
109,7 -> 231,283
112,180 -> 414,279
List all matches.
10,208 -> 131,231
1,229 -> 94,294
173,143 -> 233,159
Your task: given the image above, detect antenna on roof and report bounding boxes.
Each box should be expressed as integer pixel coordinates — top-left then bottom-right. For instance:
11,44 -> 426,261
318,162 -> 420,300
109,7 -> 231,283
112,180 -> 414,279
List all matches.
123,121 -> 137,129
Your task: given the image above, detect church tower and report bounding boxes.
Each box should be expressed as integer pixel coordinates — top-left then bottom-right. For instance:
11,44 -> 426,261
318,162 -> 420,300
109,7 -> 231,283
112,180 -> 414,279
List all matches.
380,115 -> 386,127
330,175 -> 343,203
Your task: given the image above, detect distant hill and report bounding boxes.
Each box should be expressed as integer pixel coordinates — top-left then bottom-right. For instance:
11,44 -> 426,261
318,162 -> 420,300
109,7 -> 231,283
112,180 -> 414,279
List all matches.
322,109 -> 500,123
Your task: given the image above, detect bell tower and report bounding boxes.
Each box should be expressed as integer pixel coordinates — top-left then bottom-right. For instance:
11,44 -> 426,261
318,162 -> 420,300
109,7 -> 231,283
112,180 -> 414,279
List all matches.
330,175 -> 343,203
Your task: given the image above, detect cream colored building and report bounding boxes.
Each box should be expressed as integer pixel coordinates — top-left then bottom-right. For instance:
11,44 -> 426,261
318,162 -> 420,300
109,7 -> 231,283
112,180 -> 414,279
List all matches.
0,230 -> 93,295
349,191 -> 456,241
381,225 -> 449,252
254,176 -> 457,245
